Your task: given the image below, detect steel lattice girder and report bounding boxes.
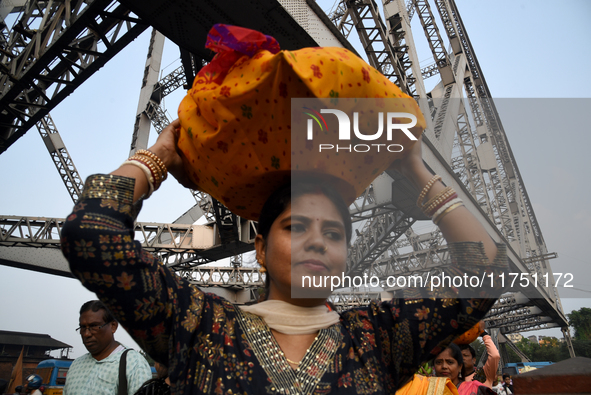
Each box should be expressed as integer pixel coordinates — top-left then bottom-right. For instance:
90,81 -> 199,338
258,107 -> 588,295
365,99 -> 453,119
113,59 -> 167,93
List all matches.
442,0 -> 545,249
0,215 -> 214,251
412,0 -> 452,76
176,266 -> 264,289
0,0 -> 148,154
346,210 -> 416,277
0,215 -> 255,275
36,113 -> 84,203
336,0 -> 415,95
116,0 -> 318,59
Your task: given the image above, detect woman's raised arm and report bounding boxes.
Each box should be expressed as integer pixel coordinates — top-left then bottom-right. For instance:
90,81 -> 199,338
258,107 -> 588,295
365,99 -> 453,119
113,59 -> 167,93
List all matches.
392,135 -> 498,262
60,120 -> 206,366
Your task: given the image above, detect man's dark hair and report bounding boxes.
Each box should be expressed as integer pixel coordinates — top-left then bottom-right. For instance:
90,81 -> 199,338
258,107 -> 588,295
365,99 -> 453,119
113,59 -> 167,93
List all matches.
459,343 -> 476,358
80,300 -> 115,323
502,373 -> 510,380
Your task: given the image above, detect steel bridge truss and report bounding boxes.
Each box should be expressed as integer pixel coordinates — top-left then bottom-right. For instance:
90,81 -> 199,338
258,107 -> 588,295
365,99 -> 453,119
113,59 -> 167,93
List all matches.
0,0 -> 147,154
325,0 -> 570,351
0,215 -> 255,267
0,0 -> 573,355
331,0 -> 415,96
35,113 -> 84,203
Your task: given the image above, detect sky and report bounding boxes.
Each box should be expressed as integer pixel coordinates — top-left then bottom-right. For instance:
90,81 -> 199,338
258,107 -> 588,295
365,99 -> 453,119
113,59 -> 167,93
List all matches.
0,0 -> 590,360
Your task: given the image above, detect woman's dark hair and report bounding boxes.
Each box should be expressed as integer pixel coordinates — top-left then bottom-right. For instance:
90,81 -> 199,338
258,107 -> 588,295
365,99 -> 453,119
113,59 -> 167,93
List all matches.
439,343 -> 466,380
258,180 -> 352,244
80,300 -> 115,323
256,180 -> 353,301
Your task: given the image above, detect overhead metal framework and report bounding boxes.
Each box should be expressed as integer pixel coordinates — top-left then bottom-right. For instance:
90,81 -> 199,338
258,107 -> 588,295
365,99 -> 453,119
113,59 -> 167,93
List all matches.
0,0 -> 573,359
0,0 -> 148,154
0,214 -> 257,272
324,0 -> 570,350
412,0 -> 453,85
36,113 -> 84,203
331,0 -> 416,96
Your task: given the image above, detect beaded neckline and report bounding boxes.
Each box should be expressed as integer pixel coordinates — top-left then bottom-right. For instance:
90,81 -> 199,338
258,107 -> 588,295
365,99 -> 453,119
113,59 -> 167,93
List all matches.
236,308 -> 341,395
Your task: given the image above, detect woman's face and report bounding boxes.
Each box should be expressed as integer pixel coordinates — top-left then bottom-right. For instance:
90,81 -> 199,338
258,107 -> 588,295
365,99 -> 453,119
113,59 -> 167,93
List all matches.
255,192 -> 348,305
434,348 -> 462,385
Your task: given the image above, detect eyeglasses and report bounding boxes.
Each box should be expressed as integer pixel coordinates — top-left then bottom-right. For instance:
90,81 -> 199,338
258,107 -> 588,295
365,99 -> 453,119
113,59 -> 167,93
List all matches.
75,322 -> 110,334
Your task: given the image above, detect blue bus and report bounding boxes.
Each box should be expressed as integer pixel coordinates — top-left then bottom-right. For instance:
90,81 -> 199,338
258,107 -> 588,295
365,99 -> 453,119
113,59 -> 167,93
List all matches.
35,359 -> 72,395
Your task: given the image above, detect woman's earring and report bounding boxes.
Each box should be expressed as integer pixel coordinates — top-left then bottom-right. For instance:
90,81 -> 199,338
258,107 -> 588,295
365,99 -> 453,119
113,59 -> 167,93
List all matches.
258,258 -> 267,273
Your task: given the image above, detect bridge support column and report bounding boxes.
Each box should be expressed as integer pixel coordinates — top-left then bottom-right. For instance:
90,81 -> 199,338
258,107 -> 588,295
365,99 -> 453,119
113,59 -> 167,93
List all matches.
561,327 -> 576,358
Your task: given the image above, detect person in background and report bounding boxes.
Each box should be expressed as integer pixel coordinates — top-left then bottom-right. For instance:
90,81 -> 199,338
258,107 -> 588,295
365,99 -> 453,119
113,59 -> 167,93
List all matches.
492,377 -> 512,395
63,300 -> 152,395
23,375 -> 43,395
502,374 -> 514,394
434,344 -> 495,395
134,362 -> 171,395
461,324 -> 500,388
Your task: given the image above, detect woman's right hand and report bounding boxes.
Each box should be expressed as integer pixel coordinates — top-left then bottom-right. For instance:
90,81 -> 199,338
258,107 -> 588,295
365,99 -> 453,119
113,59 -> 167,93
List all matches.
148,119 -> 199,190
388,133 -> 430,192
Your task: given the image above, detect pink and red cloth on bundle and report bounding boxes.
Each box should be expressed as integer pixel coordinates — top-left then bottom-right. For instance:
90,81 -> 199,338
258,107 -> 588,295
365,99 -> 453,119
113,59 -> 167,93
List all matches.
177,24 -> 426,219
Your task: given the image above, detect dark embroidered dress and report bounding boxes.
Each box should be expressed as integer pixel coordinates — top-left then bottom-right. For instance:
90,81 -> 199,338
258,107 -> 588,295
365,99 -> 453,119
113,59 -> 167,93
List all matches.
61,175 -> 507,395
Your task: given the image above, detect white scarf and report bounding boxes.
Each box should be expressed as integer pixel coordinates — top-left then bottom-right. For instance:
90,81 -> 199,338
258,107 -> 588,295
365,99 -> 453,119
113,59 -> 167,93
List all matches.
240,300 -> 340,335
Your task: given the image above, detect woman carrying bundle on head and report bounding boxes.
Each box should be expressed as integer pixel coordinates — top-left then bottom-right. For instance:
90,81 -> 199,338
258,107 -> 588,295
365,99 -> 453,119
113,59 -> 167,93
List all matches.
61,24 -> 507,394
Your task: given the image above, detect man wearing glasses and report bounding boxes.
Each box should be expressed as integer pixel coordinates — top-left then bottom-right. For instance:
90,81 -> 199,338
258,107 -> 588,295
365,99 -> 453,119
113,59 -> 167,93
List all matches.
63,300 -> 152,395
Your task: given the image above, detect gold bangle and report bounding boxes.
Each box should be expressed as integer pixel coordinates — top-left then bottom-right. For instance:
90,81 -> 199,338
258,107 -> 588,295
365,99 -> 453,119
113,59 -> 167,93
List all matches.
424,194 -> 456,218
432,198 -> 462,219
137,149 -> 168,181
425,193 -> 458,218
417,175 -> 441,209
423,187 -> 455,216
423,186 -> 452,210
129,155 -> 163,190
130,155 -> 162,183
434,202 -> 464,225
132,154 -> 162,183
136,151 -> 166,188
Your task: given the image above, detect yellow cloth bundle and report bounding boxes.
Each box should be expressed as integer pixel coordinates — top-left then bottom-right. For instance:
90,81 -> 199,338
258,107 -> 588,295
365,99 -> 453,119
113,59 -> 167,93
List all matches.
177,24 -> 426,220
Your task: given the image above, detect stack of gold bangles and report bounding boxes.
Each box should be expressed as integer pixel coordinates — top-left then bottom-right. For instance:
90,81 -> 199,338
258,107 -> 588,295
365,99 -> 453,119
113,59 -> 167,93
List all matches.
417,175 -> 464,225
122,149 -> 168,197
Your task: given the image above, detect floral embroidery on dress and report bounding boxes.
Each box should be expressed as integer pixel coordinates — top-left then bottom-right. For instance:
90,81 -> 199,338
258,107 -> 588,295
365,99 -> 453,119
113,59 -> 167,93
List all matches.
61,174 -> 508,395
